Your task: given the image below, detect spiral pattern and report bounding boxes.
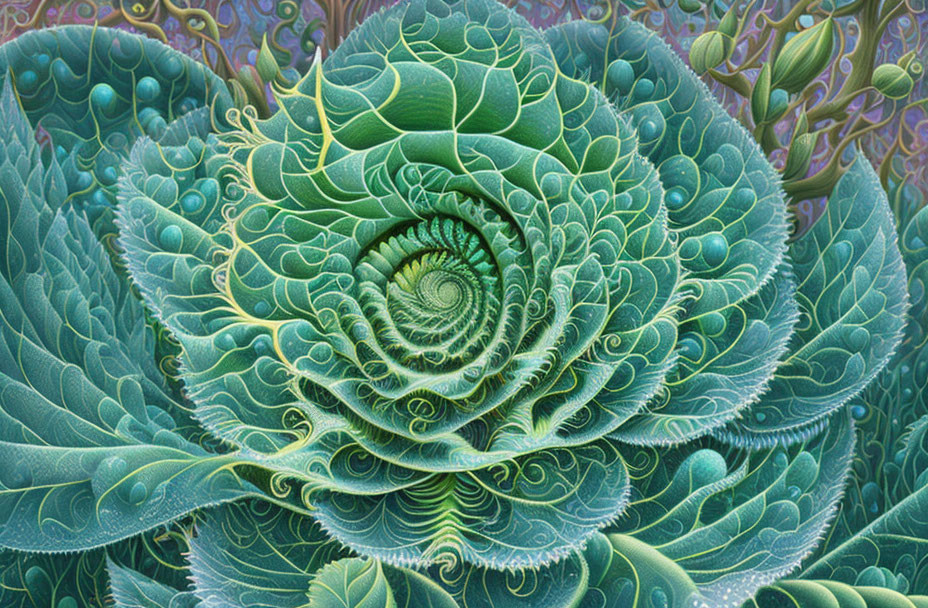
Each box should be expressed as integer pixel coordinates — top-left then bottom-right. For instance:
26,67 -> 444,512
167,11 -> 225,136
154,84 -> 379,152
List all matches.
116,0 -> 906,573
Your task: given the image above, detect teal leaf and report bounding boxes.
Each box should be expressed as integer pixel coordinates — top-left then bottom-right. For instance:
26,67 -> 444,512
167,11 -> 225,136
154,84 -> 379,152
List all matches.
545,17 -> 792,445
307,558 -> 396,608
188,500 -> 347,607
579,532 -> 699,608
0,442 -> 255,552
724,154 -> 908,443
823,204 -> 928,553
107,558 -> 199,608
0,73 -> 255,553
0,549 -> 108,607
0,529 -> 190,608
545,18 -> 790,318
430,551 -> 589,608
312,440 -> 629,568
802,457 -> 928,594
0,25 -> 230,237
614,263 -> 798,444
610,409 -> 855,606
748,580 -> 928,608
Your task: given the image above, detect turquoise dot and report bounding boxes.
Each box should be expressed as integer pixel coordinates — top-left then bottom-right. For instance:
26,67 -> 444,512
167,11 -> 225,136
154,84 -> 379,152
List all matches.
218,333 -> 236,350
128,481 -> 148,505
99,165 -> 118,185
701,233 -> 729,267
198,177 -> 219,201
91,189 -> 109,206
700,312 -> 726,336
52,60 -> 72,81
606,59 -> 635,94
76,171 -> 93,189
774,451 -> 788,468
787,484 -> 801,499
638,119 -> 659,141
18,70 -> 38,90
665,187 -> 687,210
24,566 -> 47,589
57,597 -> 78,608
36,53 -> 50,68
798,14 -> 815,28
678,336 -> 702,360
851,404 -> 867,419
55,145 -> 67,162
634,77 -> 655,98
755,411 -> 767,422
160,56 -> 184,79
688,450 -> 727,485
138,106 -> 161,126
90,83 -> 117,115
254,300 -> 271,316
178,97 -> 198,114
135,76 -> 161,101
159,225 -> 183,252
650,588 -> 668,608
732,187 -> 755,208
147,116 -> 167,139
180,191 -> 204,213
254,335 -> 273,355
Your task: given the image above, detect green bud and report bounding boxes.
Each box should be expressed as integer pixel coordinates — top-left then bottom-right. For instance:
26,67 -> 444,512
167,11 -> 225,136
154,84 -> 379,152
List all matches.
689,31 -> 733,75
751,63 -> 772,124
678,0 -> 703,13
794,112 -> 809,137
783,131 -> 817,181
772,18 -> 834,93
907,60 -> 923,79
236,65 -> 266,109
256,34 -> 280,85
897,50 -> 917,72
767,88 -> 789,122
718,5 -> 739,38
872,63 -> 914,99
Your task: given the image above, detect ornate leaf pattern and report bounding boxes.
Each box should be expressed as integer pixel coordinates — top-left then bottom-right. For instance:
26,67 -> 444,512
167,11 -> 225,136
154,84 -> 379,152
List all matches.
0,0 -> 922,606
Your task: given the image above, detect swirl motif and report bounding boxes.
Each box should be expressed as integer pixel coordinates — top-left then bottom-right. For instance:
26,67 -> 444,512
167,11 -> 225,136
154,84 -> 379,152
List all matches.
0,0 -> 919,606
112,0 -> 907,573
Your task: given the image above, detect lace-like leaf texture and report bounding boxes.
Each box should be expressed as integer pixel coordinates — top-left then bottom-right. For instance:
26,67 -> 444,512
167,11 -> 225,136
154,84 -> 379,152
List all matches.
0,0 -> 916,606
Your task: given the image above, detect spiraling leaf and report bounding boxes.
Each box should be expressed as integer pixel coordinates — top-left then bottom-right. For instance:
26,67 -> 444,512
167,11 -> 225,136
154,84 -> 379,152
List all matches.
545,16 -> 793,445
